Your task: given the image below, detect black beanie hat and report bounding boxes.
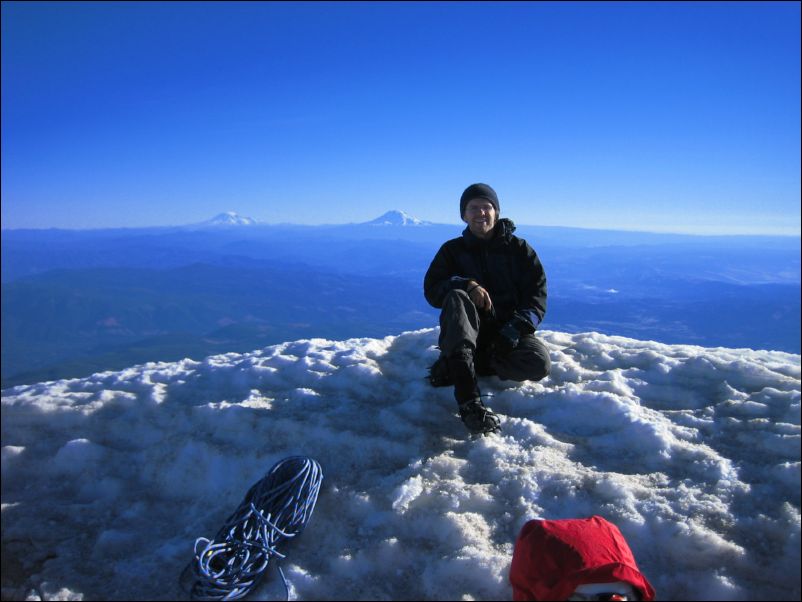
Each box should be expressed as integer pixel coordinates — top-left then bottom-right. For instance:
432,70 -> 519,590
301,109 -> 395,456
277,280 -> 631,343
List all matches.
460,183 -> 500,218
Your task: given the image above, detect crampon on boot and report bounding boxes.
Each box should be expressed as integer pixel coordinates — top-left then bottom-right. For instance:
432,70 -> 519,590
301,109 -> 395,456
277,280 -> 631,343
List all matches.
458,398 -> 501,435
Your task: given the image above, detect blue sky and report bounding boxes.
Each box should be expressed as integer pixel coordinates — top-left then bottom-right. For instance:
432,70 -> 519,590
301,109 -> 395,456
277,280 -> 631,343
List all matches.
2,1 -> 800,234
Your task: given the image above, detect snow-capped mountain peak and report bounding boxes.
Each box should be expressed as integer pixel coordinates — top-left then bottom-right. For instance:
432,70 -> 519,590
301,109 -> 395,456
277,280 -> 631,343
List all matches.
365,210 -> 430,226
201,212 -> 259,226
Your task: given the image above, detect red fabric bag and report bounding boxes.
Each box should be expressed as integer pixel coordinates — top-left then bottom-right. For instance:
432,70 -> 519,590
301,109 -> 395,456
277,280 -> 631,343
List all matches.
509,516 -> 655,601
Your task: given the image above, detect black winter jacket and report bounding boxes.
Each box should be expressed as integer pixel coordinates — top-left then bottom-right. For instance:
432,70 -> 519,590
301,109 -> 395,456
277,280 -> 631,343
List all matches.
424,218 -> 547,334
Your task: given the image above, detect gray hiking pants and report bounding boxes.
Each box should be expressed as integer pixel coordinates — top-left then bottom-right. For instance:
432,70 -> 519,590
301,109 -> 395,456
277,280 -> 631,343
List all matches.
439,289 -> 551,382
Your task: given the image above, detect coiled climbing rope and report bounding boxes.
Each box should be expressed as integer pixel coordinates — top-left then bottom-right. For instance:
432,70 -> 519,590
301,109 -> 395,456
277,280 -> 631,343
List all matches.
187,456 -> 323,601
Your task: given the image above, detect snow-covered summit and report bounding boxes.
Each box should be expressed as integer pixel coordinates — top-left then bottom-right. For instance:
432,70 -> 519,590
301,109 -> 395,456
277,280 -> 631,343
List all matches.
364,210 -> 431,226
197,211 -> 259,227
1,329 -> 800,600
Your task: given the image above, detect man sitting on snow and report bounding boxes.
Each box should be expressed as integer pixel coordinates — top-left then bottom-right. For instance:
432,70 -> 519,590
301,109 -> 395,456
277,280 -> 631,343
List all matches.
424,183 -> 550,435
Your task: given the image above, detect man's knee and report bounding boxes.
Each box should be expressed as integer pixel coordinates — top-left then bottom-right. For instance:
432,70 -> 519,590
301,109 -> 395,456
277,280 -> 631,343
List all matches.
443,288 -> 471,307
507,357 -> 550,382
524,336 -> 551,381
528,353 -> 550,381
493,339 -> 551,382
439,289 -> 481,357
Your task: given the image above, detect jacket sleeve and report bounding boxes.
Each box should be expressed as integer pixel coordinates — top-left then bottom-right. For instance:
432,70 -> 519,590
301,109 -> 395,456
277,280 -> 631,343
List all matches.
512,241 -> 547,333
424,242 -> 471,308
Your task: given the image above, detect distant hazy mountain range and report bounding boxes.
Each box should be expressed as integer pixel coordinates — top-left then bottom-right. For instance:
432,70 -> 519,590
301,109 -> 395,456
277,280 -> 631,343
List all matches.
2,211 -> 799,387
184,210 -> 432,229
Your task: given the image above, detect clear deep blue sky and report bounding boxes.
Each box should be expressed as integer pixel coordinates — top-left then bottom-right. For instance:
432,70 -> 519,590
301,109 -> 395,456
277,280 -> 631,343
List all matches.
2,1 -> 800,233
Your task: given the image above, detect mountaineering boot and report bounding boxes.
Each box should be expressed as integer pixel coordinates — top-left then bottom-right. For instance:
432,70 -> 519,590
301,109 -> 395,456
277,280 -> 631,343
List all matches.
447,345 -> 500,434
458,398 -> 500,435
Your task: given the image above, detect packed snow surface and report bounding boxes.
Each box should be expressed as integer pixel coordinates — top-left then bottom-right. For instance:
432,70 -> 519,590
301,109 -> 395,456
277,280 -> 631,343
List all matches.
2,329 -> 800,601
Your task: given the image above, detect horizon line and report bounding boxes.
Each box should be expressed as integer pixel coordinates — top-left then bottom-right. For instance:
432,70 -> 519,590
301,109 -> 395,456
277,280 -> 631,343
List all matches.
2,217 -> 800,238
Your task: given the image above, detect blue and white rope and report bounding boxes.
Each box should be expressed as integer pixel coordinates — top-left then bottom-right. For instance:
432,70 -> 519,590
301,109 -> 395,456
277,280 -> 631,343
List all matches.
188,456 -> 323,601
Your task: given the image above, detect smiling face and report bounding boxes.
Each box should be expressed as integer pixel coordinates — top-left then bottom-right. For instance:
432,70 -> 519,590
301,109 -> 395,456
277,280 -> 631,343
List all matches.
463,198 -> 498,240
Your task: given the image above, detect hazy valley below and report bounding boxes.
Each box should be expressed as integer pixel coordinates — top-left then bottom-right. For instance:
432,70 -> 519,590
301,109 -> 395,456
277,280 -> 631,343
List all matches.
2,213 -> 800,388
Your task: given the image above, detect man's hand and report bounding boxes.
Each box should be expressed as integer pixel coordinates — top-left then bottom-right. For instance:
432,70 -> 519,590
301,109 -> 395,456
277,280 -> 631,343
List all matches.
467,281 -> 494,313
